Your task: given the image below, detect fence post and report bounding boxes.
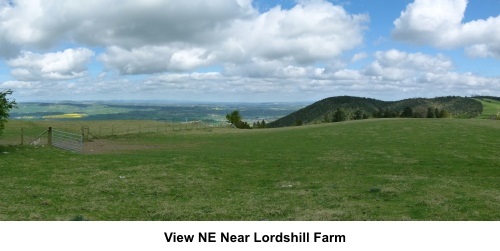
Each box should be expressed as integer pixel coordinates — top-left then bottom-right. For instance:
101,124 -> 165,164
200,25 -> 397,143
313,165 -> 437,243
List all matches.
82,129 -> 85,153
21,127 -> 24,145
48,127 -> 53,146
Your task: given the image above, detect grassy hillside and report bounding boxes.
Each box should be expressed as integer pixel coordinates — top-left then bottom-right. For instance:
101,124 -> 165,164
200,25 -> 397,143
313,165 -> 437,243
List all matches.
474,97 -> 500,119
1,119 -> 499,220
268,96 -> 483,128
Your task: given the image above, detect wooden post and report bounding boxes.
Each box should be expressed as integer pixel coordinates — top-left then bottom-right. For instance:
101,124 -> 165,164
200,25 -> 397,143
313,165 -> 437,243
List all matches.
48,127 -> 53,146
21,127 -> 24,145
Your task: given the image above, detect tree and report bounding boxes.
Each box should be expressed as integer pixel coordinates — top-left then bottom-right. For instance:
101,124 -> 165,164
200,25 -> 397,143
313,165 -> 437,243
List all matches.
225,110 -> 250,129
0,90 -> 17,137
427,107 -> 436,118
253,120 -> 267,129
353,109 -> 364,120
401,106 -> 413,118
226,110 -> 242,126
332,108 -> 347,122
438,109 -> 449,118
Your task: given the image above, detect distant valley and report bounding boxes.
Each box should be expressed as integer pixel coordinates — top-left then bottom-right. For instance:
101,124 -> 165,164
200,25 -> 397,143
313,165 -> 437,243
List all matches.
11,101 -> 309,125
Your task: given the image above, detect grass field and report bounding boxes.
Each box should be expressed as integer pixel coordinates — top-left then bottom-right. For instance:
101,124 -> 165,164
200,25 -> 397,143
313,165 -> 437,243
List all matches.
475,98 -> 500,119
0,118 -> 499,220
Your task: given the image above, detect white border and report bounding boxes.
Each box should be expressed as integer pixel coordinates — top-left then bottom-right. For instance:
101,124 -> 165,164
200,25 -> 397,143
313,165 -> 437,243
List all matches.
0,221 -> 497,251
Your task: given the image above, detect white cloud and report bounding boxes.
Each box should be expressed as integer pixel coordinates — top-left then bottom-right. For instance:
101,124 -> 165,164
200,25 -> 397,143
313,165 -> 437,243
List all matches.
99,0 -> 368,75
0,0 -> 254,53
351,52 -> 368,63
465,44 -> 500,59
6,48 -> 94,81
392,0 -> 500,59
220,1 -> 368,65
99,46 -> 216,74
1,1 -> 498,102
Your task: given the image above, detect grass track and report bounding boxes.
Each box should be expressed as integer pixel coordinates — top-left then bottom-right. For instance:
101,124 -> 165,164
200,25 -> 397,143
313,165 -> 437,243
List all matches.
0,119 -> 499,220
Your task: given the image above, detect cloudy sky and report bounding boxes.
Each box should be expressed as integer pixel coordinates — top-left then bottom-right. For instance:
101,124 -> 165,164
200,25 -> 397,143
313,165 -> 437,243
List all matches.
0,0 -> 499,102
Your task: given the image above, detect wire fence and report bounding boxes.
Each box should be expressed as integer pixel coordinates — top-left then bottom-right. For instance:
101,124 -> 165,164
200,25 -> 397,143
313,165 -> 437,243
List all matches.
1,120 -> 229,146
85,121 -> 217,138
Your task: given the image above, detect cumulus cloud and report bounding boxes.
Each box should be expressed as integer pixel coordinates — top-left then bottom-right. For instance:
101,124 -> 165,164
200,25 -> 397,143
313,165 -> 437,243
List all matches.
364,50 -> 453,80
98,0 -> 368,75
351,52 -> 368,63
99,46 -> 216,74
221,2 -> 368,64
392,0 -> 500,59
1,0 -> 498,102
125,50 -> 496,100
7,48 -> 94,81
0,0 -> 254,54
1,0 -> 368,74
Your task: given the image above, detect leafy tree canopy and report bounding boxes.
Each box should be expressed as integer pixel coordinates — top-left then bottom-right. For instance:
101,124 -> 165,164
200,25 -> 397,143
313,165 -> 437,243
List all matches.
0,90 -> 17,136
226,110 -> 250,129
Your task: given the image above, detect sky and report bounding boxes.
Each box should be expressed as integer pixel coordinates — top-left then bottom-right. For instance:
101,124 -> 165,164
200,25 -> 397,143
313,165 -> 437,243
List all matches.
0,0 -> 499,102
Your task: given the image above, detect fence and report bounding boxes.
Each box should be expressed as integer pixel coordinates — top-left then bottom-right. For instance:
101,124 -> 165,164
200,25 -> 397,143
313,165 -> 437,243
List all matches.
85,121 -> 223,138
50,128 -> 84,153
2,121 -> 231,149
26,127 -> 84,154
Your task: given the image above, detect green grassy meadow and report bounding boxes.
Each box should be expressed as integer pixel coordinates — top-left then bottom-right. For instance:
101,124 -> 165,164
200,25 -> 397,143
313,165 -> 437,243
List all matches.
1,118 -> 499,220
475,98 -> 500,119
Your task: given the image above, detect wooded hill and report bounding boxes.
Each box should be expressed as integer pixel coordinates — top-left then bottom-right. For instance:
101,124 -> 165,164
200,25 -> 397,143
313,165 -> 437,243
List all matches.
267,96 -> 483,128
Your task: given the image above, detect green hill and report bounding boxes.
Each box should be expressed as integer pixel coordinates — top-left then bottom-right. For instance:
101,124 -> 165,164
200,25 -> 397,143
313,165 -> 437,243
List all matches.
268,96 -> 483,128
474,96 -> 500,119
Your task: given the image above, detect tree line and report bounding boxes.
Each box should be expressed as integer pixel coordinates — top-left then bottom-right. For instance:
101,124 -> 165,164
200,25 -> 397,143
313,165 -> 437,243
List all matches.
268,96 -> 484,128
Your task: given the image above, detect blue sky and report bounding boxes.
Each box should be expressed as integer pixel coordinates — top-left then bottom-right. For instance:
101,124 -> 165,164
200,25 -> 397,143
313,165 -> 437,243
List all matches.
0,0 -> 499,102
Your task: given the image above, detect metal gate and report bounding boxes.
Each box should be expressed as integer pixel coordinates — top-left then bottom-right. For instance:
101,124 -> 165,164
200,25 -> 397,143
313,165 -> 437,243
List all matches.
51,128 -> 84,153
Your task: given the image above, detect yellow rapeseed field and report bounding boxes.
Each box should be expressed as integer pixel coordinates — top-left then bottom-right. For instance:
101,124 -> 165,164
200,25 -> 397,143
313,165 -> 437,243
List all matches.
42,113 -> 88,119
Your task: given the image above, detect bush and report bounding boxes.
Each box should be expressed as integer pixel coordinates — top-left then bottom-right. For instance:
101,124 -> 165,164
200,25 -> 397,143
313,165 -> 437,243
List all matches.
332,108 -> 347,122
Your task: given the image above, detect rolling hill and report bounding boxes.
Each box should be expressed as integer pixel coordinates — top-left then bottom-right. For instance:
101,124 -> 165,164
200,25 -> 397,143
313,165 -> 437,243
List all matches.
268,96 -> 484,128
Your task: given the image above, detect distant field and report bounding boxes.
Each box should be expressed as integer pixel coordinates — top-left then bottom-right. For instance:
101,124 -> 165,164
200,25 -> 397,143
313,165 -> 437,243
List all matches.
1,119 -> 498,220
475,98 -> 500,119
42,113 -> 88,119
10,101 -> 306,124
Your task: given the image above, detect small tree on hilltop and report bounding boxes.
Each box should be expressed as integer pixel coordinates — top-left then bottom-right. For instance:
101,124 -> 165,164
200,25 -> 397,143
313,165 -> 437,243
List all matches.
226,110 -> 250,129
0,90 -> 17,137
226,110 -> 242,126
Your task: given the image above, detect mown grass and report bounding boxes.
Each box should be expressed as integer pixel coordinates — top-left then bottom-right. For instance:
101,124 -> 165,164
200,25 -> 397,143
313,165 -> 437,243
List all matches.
0,119 -> 499,220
